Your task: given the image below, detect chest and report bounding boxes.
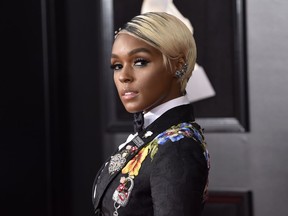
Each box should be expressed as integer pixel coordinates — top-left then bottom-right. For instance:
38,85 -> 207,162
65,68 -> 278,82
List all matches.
100,158 -> 154,215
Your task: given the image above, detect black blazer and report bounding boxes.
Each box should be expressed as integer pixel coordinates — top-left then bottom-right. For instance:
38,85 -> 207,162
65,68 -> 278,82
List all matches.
92,104 -> 210,216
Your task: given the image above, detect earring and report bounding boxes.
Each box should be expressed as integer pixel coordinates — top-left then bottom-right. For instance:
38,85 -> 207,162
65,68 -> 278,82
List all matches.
175,63 -> 188,79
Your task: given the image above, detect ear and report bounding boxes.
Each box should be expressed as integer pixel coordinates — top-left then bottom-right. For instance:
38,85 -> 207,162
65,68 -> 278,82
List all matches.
175,57 -> 186,71
173,56 -> 187,79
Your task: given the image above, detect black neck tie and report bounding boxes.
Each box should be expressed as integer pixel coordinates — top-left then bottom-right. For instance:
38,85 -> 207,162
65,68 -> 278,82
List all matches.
133,112 -> 144,133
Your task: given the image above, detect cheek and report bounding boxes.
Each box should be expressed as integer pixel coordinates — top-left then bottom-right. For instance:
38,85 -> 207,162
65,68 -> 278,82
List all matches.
140,71 -> 171,90
113,72 -> 118,84
113,74 -> 121,94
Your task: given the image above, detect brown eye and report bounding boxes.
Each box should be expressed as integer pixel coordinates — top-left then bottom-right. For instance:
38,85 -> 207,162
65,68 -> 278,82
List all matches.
110,63 -> 123,71
134,58 -> 149,67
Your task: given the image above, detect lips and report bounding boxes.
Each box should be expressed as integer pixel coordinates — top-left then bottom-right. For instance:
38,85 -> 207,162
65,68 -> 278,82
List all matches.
121,90 -> 139,100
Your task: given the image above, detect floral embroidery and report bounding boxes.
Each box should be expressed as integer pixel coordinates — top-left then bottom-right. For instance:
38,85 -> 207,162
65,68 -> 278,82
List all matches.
156,122 -> 204,145
122,145 -> 149,176
114,122 -> 210,209
122,122 -> 208,176
148,122 -> 208,160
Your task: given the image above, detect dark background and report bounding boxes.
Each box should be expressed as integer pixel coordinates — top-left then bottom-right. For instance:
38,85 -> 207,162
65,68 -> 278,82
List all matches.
1,0 -> 103,215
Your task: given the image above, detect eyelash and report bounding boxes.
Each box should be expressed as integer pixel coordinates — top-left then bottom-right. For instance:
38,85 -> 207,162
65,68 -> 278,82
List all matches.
110,58 -> 150,71
134,58 -> 149,67
110,64 -> 122,70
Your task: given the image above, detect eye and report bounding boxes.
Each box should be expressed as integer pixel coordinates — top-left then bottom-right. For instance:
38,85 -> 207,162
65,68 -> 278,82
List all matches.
134,58 -> 149,67
110,63 -> 123,71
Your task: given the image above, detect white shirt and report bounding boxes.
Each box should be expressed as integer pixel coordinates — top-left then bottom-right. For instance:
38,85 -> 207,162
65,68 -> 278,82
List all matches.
143,95 -> 190,128
118,95 -> 190,150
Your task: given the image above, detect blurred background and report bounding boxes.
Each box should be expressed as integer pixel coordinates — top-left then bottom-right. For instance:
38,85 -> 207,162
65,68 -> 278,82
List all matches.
1,0 -> 288,216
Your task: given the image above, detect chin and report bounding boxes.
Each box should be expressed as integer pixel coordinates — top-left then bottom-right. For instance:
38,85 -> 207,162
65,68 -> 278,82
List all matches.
125,109 -> 141,114
123,105 -> 143,114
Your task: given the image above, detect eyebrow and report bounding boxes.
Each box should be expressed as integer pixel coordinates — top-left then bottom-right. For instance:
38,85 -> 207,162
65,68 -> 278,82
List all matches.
111,47 -> 152,58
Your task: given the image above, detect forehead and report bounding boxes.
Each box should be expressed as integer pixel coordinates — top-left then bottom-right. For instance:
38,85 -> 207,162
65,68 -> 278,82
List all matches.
112,33 -> 162,56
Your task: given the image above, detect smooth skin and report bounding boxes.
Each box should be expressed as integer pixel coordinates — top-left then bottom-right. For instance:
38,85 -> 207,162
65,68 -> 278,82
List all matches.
111,33 -> 182,113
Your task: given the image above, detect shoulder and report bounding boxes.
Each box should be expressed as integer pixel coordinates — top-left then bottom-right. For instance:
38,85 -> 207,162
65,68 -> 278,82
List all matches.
147,122 -> 210,214
156,122 -> 204,144
146,122 -> 209,169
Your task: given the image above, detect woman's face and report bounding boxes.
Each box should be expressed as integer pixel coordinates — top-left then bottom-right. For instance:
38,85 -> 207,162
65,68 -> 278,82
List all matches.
111,33 -> 181,113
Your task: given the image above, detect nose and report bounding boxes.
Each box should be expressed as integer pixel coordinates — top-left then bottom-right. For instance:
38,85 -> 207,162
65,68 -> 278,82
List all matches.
118,66 -> 133,83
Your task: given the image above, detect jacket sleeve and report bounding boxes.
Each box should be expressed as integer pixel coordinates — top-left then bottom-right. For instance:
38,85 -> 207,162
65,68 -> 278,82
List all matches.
150,137 -> 209,216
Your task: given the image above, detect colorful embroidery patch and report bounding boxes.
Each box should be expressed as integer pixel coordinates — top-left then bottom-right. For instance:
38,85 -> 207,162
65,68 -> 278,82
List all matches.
113,122 -> 210,211
121,122 -> 209,176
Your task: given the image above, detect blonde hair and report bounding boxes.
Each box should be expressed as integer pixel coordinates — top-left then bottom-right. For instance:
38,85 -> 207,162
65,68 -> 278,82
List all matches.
116,12 -> 197,92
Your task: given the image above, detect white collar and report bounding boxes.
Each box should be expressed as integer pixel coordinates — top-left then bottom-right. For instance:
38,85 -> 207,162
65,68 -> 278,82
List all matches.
118,95 -> 190,150
143,95 -> 190,129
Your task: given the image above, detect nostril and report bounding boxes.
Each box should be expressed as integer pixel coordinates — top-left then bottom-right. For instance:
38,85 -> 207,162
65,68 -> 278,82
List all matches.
120,77 -> 132,83
119,71 -> 133,83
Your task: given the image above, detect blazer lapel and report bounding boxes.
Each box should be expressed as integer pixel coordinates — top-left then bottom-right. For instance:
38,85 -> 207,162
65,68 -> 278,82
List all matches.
93,104 -> 195,210
92,129 -> 158,210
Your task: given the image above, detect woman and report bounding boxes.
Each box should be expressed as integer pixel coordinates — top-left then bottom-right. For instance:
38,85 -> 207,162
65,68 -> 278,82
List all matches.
92,12 -> 210,216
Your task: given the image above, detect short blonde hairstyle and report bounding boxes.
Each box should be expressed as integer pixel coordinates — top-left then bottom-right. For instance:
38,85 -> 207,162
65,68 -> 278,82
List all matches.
116,12 -> 197,92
